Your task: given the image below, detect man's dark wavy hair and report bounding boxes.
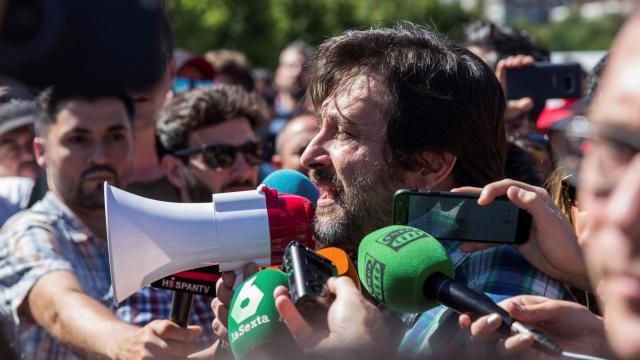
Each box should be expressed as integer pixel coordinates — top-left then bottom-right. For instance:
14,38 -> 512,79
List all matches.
35,86 -> 134,136
156,85 -> 268,158
307,22 -> 506,187
464,20 -> 550,70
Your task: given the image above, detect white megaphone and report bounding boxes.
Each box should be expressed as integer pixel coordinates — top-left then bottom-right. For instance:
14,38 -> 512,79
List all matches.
104,183 -> 315,303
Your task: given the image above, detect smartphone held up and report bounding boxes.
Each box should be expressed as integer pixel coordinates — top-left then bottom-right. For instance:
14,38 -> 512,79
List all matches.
393,190 -> 532,244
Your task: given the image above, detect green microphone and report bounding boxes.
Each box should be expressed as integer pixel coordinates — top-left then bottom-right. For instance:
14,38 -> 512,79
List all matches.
357,225 -> 563,357
228,269 -> 297,359
358,225 -> 454,313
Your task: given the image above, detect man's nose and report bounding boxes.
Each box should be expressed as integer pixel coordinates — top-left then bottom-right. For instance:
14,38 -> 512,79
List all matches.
90,142 -> 111,164
300,131 -> 331,171
230,151 -> 254,181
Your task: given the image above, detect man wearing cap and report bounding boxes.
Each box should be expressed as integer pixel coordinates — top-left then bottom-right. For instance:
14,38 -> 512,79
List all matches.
0,100 -> 41,225
172,50 -> 216,95
0,100 -> 40,181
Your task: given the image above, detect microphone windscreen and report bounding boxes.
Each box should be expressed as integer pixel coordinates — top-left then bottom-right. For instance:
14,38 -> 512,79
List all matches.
317,247 -> 359,289
228,269 -> 293,359
357,225 -> 454,313
262,169 -> 319,207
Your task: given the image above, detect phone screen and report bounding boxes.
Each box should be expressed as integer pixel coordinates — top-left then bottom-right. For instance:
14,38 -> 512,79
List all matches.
405,194 -> 525,243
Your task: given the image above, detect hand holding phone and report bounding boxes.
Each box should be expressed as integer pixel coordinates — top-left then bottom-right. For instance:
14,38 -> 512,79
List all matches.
393,189 -> 531,244
505,62 -> 582,100
453,179 -> 589,290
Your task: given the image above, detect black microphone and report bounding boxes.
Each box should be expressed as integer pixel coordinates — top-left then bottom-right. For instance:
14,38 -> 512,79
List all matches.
425,272 -> 562,356
151,266 -> 221,327
358,225 -> 563,357
170,292 -> 193,327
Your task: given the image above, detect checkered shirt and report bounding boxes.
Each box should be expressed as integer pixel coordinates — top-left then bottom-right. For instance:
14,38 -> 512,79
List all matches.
0,193 -> 215,360
398,240 -> 575,358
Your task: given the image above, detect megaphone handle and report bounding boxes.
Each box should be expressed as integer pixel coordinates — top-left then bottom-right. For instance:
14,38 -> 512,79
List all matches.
170,291 -> 193,327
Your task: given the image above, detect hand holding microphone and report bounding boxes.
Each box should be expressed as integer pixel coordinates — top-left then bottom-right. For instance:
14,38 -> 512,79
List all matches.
211,169 -> 319,340
226,269 -> 301,359
458,295 -> 612,360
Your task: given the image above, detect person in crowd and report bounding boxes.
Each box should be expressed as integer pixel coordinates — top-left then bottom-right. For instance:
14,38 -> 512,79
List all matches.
0,87 -> 206,359
464,20 -> 550,134
157,85 -> 267,199
252,67 -> 276,112
205,49 -> 254,91
271,113 -> 317,175
212,23 -> 575,358
126,13 -> 181,202
273,41 -> 313,123
259,41 -> 315,164
172,50 -> 216,95
463,20 -> 549,71
459,10 -> 640,360
115,85 -> 269,357
0,100 -> 41,225
464,21 -> 558,188
0,100 -> 40,181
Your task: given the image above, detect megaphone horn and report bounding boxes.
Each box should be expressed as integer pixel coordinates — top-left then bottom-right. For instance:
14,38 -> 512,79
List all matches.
104,183 -> 314,303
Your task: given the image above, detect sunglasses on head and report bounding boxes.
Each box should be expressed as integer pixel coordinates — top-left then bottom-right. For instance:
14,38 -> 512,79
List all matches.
173,141 -> 263,169
172,77 -> 213,94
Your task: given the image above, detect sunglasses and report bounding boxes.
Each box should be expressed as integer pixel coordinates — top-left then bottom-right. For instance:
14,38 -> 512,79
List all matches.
173,141 -> 263,169
551,116 -> 640,191
172,77 -> 213,94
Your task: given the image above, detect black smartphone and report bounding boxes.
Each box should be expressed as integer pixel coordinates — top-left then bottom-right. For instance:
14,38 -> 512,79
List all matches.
393,190 -> 531,244
506,62 -> 582,100
283,242 -> 337,327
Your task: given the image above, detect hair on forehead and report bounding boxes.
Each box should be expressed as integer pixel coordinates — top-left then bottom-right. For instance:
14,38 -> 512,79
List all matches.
156,85 -> 269,158
34,86 -> 134,136
308,22 -> 506,187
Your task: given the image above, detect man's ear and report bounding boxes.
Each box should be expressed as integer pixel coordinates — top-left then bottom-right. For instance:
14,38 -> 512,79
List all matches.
33,137 -> 47,168
416,151 -> 457,189
161,155 -> 187,189
271,154 -> 283,170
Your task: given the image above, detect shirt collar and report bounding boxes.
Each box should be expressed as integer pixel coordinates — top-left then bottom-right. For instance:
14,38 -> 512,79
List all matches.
41,192 -> 94,243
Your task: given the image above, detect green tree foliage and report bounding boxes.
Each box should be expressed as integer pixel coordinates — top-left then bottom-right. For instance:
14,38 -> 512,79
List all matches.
514,13 -> 626,52
165,0 -> 474,69
166,1 -> 624,70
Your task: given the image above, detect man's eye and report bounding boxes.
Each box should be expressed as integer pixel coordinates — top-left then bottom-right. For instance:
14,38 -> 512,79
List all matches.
337,128 -> 357,139
68,136 -> 88,145
108,133 -> 126,142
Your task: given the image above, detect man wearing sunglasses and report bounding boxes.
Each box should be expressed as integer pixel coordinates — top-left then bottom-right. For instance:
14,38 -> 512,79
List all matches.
156,85 -> 267,199
111,85 -> 268,356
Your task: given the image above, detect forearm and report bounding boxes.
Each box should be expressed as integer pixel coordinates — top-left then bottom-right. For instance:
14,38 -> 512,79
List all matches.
39,290 -> 139,359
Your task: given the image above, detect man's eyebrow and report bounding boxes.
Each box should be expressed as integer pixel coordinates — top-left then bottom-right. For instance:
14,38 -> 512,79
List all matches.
326,110 -> 361,129
106,124 -> 128,132
68,128 -> 91,134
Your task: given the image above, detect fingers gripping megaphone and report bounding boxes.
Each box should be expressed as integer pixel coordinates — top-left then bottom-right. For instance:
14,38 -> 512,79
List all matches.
104,183 -> 315,303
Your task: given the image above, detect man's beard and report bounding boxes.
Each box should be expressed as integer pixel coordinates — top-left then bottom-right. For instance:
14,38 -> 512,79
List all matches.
309,162 -> 399,250
183,167 -> 215,202
75,165 -> 119,209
